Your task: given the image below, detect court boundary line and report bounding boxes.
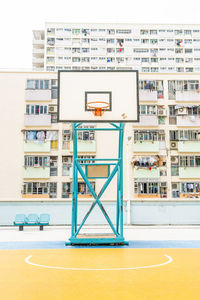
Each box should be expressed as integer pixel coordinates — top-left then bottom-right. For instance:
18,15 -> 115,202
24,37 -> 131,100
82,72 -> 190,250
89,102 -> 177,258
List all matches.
25,254 -> 173,271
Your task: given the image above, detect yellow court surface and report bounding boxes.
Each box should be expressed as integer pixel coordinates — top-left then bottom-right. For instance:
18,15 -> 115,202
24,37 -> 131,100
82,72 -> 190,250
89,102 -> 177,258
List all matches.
1,248 -> 200,300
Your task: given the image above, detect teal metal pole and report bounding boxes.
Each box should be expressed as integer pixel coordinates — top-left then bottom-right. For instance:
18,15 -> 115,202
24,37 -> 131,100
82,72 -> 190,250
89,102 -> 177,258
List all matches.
119,123 -> 125,237
71,123 -> 78,236
116,130 -> 121,233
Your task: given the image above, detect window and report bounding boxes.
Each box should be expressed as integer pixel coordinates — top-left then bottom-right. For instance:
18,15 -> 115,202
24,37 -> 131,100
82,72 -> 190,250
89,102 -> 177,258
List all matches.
185,58 -> 193,63
175,48 -> 183,54
141,39 -> 149,44
77,126 -> 95,141
62,130 -> 72,149
187,106 -> 200,115
24,156 -> 49,167
27,80 -> 51,89
150,30 -> 157,35
184,30 -> 192,35
134,130 -> 165,141
134,182 -> 160,195
23,182 -> 57,198
185,48 -> 193,53
169,106 -> 176,116
178,130 -> 200,141
142,67 -> 150,72
175,30 -> 183,35
47,38 -> 55,46
150,39 -> 158,44
82,48 -> 90,53
185,68 -> 193,72
24,131 -> 58,150
141,58 -> 149,62
133,49 -> 149,53
26,105 -> 48,115
139,80 -> 164,93
107,29 -> 115,35
140,105 -> 157,115
72,29 -> 80,35
72,48 -> 80,53
171,166 -> 179,176
181,182 -> 200,194
107,48 -> 115,53
116,29 -> 131,34
107,39 -> 115,44
184,39 -> 192,44
140,30 -> 148,35
62,156 -> 72,176
82,29 -> 90,36
50,157 -> 58,176
72,57 -> 81,62
180,156 -> 200,167
176,58 -> 184,63
78,182 -> 95,195
62,183 -> 72,198
170,130 -> 178,141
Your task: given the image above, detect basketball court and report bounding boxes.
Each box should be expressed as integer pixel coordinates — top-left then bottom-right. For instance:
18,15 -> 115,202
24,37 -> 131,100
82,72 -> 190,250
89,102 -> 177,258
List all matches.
1,227 -> 200,300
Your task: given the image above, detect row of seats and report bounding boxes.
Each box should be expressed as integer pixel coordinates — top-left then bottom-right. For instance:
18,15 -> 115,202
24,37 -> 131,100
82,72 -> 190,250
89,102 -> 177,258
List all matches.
14,214 -> 50,231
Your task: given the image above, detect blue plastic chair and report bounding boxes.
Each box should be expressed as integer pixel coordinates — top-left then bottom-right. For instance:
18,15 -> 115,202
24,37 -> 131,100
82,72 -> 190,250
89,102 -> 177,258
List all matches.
39,214 -> 50,225
26,214 -> 39,225
13,214 -> 26,225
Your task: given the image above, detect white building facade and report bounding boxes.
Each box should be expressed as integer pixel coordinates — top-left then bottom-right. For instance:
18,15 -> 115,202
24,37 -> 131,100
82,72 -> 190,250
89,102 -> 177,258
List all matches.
1,70 -> 200,225
33,23 -> 200,73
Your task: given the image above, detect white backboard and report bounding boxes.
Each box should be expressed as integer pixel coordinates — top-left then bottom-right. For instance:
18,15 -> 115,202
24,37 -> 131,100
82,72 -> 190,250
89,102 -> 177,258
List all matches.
58,70 -> 139,123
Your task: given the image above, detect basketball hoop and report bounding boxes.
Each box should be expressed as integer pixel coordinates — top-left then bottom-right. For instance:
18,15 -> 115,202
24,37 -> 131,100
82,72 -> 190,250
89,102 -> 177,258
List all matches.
87,101 -> 110,116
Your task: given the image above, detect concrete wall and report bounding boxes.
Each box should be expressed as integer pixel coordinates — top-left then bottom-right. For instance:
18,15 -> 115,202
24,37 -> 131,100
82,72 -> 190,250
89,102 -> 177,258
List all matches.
1,201 -> 200,226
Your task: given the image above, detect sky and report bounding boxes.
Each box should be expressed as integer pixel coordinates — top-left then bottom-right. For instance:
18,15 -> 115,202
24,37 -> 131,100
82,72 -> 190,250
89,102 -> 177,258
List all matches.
1,0 -> 200,69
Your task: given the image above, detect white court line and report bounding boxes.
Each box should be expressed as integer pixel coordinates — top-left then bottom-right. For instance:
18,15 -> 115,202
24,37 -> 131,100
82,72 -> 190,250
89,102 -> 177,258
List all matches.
25,254 -> 173,271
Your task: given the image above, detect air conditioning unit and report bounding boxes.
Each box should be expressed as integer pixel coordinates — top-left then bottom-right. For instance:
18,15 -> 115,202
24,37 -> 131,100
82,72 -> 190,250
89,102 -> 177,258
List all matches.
48,105 -> 57,113
178,107 -> 187,115
63,130 -> 71,134
170,141 -> 178,150
158,109 -> 167,116
172,183 -> 179,190
171,156 -> 179,164
160,182 -> 167,187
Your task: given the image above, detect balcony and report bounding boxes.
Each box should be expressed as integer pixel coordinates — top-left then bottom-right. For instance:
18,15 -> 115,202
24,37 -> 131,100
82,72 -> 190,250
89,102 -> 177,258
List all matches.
32,58 -> 44,64
134,167 -> 160,179
176,91 -> 200,102
32,48 -> 44,54
134,115 -> 158,127
69,140 -> 96,153
24,167 -> 50,179
179,167 -> 200,179
32,39 -> 44,45
24,114 -> 51,126
139,91 -> 158,101
24,141 -> 51,153
25,90 -> 51,101
133,141 -> 160,152
177,116 -> 200,127
178,141 -> 200,153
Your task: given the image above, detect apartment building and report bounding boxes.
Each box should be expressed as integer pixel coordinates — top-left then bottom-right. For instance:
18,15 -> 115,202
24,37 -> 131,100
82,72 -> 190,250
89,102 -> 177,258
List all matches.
1,71 -> 200,225
33,23 -> 200,73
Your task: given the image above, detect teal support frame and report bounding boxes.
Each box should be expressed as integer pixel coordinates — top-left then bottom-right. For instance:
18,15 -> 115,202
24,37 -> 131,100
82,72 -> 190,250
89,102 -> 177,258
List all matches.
66,123 -> 128,246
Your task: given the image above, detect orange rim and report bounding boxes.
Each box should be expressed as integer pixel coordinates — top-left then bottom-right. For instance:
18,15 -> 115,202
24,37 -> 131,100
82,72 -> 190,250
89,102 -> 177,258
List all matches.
86,101 -> 110,116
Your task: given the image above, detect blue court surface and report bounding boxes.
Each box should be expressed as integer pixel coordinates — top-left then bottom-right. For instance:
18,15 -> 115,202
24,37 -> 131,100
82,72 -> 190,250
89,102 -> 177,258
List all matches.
1,240 -> 200,249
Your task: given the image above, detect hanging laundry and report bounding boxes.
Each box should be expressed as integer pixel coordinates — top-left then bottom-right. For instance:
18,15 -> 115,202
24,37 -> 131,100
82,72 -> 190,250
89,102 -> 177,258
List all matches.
37,131 -> 45,141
